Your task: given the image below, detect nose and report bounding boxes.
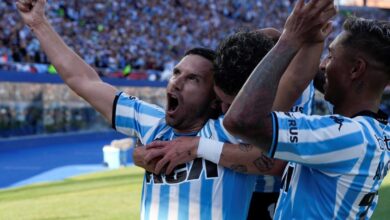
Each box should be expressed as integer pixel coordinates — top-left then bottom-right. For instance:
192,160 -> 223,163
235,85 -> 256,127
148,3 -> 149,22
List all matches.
170,75 -> 184,91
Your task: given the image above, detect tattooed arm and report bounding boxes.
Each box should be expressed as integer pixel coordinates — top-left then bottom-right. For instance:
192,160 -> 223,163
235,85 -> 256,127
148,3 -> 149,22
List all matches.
220,143 -> 285,175
224,0 -> 336,151
143,137 -> 285,176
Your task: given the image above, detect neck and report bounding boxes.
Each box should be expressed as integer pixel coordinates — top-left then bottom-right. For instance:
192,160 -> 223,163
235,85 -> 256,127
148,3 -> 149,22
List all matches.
333,93 -> 381,117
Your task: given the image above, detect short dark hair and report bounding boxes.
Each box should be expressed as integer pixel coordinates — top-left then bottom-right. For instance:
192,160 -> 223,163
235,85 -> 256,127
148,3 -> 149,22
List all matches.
184,47 -> 217,64
214,31 -> 274,96
342,17 -> 390,73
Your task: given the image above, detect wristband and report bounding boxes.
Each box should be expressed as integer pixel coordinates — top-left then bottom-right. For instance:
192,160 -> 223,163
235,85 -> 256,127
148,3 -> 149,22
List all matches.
197,137 -> 224,164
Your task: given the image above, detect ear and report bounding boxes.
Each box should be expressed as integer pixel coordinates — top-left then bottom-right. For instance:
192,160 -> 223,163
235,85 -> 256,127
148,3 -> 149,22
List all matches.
350,57 -> 367,80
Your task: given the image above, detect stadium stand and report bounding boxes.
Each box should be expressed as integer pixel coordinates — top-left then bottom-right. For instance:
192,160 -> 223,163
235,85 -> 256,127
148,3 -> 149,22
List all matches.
2,0 -> 387,80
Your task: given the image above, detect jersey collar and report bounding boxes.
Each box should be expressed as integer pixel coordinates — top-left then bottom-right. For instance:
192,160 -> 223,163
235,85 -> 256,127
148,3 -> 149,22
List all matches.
352,110 -> 388,125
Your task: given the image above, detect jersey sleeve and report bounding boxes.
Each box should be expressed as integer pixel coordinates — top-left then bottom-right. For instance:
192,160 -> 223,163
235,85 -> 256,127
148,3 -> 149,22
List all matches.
290,82 -> 315,115
268,111 -> 366,173
112,91 -> 166,140
208,115 -> 241,144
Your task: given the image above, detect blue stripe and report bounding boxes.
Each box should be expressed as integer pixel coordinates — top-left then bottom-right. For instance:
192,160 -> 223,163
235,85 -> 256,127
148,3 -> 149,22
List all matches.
277,131 -> 363,156
200,173 -> 213,220
214,117 -> 230,142
118,95 -> 165,117
299,158 -> 359,173
144,181 -> 153,220
158,185 -> 170,220
337,129 -> 375,217
133,101 -> 165,117
178,183 -> 190,220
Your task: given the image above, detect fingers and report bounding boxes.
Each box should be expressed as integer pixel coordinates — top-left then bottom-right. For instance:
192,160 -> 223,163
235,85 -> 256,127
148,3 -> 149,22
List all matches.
145,140 -> 166,149
155,156 -> 169,174
293,0 -> 305,12
16,2 -> 30,13
321,5 -> 337,22
166,161 -> 178,175
310,0 -> 334,15
144,148 -> 165,163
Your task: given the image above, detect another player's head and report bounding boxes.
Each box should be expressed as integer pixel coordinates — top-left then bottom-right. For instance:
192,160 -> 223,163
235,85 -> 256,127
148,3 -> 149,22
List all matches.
321,17 -> 390,106
166,47 -> 221,132
214,30 -> 276,113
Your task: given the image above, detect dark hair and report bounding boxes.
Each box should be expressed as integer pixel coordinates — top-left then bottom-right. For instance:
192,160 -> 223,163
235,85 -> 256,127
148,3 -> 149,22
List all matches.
214,31 -> 274,96
184,47 -> 217,64
342,17 -> 390,73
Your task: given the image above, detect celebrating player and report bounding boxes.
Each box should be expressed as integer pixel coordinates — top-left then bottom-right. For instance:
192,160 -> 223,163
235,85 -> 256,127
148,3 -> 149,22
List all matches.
224,0 -> 390,219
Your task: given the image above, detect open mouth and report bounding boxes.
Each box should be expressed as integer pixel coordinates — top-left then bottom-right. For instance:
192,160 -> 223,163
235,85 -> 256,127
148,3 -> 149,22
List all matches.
167,93 -> 179,114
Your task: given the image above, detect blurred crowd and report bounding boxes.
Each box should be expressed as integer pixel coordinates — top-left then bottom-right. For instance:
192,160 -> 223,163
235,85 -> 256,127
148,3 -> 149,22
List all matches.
1,0 -> 295,80
1,1 -> 389,81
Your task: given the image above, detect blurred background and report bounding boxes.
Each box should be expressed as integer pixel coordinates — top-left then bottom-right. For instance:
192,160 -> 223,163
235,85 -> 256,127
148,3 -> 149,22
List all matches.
0,1 -> 390,219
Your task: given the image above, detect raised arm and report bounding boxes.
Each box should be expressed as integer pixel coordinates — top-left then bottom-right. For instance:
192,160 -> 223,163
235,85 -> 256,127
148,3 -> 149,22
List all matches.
16,0 -> 117,122
273,43 -> 324,111
224,0 -> 336,151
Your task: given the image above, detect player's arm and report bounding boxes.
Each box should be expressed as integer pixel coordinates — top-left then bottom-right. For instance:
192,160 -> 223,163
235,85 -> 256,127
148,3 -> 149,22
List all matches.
16,0 -> 117,122
273,43 -> 324,111
224,0 -> 336,150
142,136 -> 285,176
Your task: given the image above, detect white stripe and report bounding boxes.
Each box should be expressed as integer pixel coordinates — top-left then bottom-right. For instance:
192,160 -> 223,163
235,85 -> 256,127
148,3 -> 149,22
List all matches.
212,166 -> 224,220
116,126 -> 137,137
289,163 -> 299,212
167,185 -> 179,220
299,85 -> 311,107
275,143 -> 365,165
141,180 -> 147,220
212,117 -> 239,144
189,181 -> 201,220
331,143 -> 366,218
117,104 -> 163,127
149,185 -> 161,220
263,175 -> 276,192
278,121 -> 362,144
143,120 -> 169,143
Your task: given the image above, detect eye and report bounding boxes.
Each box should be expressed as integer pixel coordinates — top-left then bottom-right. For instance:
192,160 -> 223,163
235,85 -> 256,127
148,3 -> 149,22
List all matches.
188,75 -> 199,82
172,69 -> 180,76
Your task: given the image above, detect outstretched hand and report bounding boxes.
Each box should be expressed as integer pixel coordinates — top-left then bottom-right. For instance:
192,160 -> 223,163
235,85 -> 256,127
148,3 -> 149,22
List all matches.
282,0 -> 337,47
16,0 -> 47,29
144,137 -> 200,175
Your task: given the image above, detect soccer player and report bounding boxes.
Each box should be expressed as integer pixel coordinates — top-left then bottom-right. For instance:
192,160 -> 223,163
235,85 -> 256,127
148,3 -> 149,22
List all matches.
16,1 -> 255,219
16,0 -> 335,219
224,2 -> 390,220
142,24 -> 331,220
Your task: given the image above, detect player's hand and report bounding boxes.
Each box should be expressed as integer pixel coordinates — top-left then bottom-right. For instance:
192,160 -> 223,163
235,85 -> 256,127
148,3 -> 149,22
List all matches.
282,0 -> 337,47
133,147 -> 157,173
144,137 -> 199,175
16,0 -> 47,29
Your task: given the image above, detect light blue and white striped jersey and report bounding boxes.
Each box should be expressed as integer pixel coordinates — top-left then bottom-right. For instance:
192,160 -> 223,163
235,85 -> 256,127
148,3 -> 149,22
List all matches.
113,92 -> 257,220
254,82 -> 315,193
269,110 -> 390,219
